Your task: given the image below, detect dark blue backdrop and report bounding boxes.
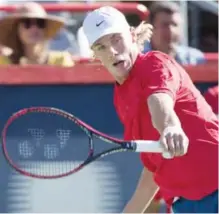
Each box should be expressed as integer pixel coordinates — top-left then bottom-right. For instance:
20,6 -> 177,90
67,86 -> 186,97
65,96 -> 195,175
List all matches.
0,83 -> 215,212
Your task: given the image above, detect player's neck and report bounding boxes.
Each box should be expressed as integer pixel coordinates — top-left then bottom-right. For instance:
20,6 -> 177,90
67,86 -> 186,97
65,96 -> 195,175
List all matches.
115,76 -> 128,85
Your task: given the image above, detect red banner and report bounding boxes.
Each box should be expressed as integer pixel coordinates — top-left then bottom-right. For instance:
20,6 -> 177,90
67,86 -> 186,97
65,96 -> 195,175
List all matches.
0,61 -> 217,85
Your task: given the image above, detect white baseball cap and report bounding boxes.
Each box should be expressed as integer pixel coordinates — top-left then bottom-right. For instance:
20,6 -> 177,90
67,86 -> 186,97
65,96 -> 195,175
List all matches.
82,6 -> 130,47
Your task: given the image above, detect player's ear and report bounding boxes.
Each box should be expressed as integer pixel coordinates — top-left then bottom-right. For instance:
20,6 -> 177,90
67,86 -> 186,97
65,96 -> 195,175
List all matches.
90,48 -> 104,65
90,46 -> 96,59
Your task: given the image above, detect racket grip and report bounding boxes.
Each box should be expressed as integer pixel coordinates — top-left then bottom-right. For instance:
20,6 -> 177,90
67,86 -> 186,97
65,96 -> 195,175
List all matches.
133,140 -> 172,159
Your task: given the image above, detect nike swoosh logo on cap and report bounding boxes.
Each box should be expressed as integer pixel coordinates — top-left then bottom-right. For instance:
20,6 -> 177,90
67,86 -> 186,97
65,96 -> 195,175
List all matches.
96,20 -> 104,27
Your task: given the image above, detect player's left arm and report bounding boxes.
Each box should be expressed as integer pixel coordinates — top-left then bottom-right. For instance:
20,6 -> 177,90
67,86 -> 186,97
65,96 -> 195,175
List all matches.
122,168 -> 159,213
144,52 -> 189,158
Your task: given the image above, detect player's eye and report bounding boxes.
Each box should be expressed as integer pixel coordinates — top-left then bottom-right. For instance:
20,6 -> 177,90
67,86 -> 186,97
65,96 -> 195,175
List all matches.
98,45 -> 106,51
95,45 -> 105,51
112,35 -> 121,43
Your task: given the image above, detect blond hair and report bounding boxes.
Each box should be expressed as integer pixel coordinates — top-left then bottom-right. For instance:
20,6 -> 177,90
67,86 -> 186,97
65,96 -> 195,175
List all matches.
133,21 -> 153,52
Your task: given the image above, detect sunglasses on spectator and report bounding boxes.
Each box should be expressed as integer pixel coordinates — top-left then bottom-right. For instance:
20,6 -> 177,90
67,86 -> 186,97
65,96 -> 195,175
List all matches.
19,18 -> 46,29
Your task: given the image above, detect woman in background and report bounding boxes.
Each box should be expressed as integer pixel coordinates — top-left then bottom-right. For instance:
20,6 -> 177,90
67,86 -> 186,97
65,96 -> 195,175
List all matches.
0,2 -> 74,66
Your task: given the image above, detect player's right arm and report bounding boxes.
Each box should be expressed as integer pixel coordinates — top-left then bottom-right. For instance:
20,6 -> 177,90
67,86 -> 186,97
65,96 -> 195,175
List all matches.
122,167 -> 159,213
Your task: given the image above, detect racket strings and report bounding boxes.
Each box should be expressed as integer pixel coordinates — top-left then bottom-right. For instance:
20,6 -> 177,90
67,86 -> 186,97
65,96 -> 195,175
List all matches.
56,129 -> 71,149
5,112 -> 91,177
28,128 -> 45,146
17,161 -> 82,177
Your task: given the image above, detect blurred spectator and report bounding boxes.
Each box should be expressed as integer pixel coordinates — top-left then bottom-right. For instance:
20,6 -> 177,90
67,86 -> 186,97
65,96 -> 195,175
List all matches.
200,28 -> 218,52
204,85 -> 218,115
0,44 -> 13,57
39,0 -> 100,56
143,1 -> 205,65
37,0 -> 80,54
0,2 -> 74,66
49,28 -> 79,54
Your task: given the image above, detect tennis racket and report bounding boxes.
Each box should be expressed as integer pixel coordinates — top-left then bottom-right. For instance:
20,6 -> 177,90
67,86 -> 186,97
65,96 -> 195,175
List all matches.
2,107 -> 171,179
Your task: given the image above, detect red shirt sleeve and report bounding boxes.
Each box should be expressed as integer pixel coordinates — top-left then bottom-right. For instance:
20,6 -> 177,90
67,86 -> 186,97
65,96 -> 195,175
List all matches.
140,154 -> 157,172
140,52 -> 181,101
204,86 -> 218,114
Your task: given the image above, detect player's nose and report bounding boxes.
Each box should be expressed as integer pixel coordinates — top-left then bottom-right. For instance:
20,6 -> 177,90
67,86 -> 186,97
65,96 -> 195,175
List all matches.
108,46 -> 119,57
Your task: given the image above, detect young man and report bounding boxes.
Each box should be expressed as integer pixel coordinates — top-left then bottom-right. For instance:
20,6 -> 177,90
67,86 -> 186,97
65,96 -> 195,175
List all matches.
82,6 -> 218,213
143,2 -> 208,211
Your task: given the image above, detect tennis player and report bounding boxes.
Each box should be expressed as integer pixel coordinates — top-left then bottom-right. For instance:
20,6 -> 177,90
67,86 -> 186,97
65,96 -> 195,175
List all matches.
82,6 -> 218,213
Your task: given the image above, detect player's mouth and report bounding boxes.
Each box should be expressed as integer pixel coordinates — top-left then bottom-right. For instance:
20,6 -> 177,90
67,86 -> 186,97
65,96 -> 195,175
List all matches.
113,60 -> 124,67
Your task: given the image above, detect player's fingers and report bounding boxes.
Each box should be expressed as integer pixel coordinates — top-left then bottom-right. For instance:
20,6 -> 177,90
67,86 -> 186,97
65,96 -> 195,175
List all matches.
178,134 -> 185,156
181,135 -> 189,155
166,133 -> 175,156
165,133 -> 175,156
159,134 -> 168,152
172,134 -> 181,156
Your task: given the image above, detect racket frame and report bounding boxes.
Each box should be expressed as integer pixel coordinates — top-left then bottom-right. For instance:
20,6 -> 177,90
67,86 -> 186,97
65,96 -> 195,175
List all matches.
2,107 -> 136,179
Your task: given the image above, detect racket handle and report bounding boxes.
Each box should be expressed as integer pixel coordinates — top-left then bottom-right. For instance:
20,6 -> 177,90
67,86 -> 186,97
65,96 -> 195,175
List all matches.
132,140 -> 172,159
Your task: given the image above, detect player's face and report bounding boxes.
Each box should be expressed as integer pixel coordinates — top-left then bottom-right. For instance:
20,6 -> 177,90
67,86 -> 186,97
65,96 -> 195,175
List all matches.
151,12 -> 181,54
92,31 -> 136,84
18,18 -> 45,45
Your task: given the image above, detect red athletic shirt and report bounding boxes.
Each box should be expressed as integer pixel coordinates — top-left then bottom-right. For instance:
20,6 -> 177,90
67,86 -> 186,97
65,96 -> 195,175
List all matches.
204,85 -> 218,115
114,51 -> 218,204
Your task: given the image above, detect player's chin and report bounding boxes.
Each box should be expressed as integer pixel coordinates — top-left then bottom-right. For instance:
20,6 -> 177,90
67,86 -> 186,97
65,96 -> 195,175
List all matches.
116,68 -> 130,78
117,64 -> 131,75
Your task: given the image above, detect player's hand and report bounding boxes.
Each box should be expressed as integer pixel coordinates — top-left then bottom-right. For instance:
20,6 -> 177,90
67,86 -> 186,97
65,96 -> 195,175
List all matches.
160,126 -> 189,158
